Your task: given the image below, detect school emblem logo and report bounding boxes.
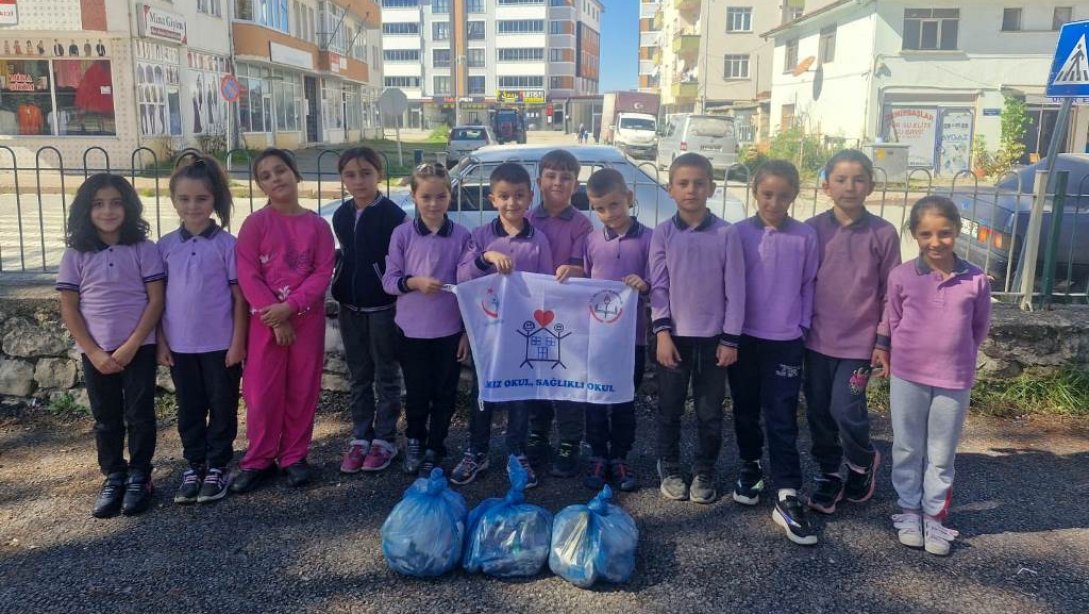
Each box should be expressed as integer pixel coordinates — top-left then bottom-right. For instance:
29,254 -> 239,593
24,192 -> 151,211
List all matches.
518,309 -> 571,369
588,289 -> 624,324
480,287 -> 500,318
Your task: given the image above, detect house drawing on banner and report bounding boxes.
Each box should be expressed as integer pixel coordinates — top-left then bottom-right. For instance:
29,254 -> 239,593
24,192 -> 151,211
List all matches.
519,320 -> 571,369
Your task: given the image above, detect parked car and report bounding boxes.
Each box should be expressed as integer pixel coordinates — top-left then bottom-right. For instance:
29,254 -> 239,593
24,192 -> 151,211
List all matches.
446,125 -> 494,166
947,153 -> 1089,293
656,114 -> 738,174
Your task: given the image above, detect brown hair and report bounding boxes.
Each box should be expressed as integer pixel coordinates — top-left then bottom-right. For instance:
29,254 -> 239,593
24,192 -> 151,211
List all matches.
539,149 -> 580,176
170,151 -> 234,226
337,146 -> 385,175
586,167 -> 628,197
823,149 -> 874,184
908,195 -> 961,235
410,162 -> 451,193
251,148 -> 303,182
751,159 -> 801,199
669,152 -> 714,184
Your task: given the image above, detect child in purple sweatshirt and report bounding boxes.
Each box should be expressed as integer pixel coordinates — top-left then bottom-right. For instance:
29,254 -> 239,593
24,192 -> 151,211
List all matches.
887,196 -> 990,557
650,153 -> 746,505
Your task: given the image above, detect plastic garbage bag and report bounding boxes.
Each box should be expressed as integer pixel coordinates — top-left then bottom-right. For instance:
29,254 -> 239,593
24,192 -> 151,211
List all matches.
549,485 -> 638,587
381,468 -> 468,577
463,455 -> 553,578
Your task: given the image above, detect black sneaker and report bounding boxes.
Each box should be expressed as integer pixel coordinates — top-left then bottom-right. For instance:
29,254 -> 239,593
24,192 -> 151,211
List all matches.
230,466 -> 274,494
173,467 -> 203,504
808,473 -> 845,514
732,460 -> 764,506
690,472 -> 717,504
610,459 -> 639,492
517,454 -> 539,489
284,460 -> 312,487
403,438 -> 423,475
657,460 -> 688,501
197,467 -> 229,503
550,441 -> 579,477
92,471 -> 126,518
583,457 -> 607,491
844,450 -> 881,503
773,493 -> 819,545
417,450 -> 439,479
450,451 -> 489,485
526,431 -> 550,467
121,470 -> 154,516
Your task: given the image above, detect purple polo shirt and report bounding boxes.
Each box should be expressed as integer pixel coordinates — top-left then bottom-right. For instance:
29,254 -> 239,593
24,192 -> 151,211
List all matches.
56,239 -> 165,353
158,223 -> 238,353
584,220 -> 653,346
887,257 -> 991,390
383,217 -> 471,339
456,218 -> 554,282
649,213 -> 746,345
805,209 -> 901,360
531,205 -> 593,272
735,216 -> 818,341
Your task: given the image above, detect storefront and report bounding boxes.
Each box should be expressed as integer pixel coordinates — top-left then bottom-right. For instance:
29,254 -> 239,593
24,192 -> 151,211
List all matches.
880,97 -> 975,176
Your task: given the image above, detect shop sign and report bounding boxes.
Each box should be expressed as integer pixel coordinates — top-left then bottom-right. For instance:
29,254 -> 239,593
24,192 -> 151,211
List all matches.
139,4 -> 187,45
883,107 -> 938,167
5,72 -> 39,92
0,0 -> 18,26
496,90 -> 546,104
269,41 -> 313,70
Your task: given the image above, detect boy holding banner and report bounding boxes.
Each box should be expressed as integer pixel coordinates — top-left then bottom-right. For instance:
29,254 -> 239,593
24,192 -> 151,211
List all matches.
452,162 -> 554,488
582,168 -> 653,492
650,153 -> 746,505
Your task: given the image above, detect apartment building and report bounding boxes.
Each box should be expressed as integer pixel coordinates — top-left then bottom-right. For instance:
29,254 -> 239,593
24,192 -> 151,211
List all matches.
638,0 -> 660,94
380,0 -> 602,130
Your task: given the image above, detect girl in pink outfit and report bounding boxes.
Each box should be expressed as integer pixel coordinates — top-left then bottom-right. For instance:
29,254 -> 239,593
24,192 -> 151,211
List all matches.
232,148 -> 335,493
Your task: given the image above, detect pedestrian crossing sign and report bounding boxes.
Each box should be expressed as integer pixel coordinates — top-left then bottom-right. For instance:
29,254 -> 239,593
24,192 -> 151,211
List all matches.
1047,20 -> 1089,97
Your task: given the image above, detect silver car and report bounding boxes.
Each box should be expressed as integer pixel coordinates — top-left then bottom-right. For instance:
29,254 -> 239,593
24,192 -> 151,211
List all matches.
446,125 -> 495,166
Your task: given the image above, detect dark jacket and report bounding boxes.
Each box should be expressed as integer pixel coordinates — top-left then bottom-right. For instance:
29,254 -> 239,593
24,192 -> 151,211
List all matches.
331,195 -> 406,309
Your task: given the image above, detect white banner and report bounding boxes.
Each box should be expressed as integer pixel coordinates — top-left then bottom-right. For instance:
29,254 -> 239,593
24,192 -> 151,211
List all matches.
452,272 -> 637,404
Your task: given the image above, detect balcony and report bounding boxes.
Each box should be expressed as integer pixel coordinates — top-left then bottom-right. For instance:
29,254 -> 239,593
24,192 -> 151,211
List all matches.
672,33 -> 700,58
639,60 -> 656,76
672,81 -> 698,100
639,31 -> 660,47
640,2 -> 660,19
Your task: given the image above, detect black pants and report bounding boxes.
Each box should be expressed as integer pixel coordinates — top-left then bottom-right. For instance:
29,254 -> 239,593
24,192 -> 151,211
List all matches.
656,336 -> 727,474
82,345 -> 158,476
400,333 -> 461,458
529,400 -> 585,445
585,347 -> 645,460
171,350 -> 242,469
727,336 -> 805,490
468,401 -> 531,456
804,350 -> 876,475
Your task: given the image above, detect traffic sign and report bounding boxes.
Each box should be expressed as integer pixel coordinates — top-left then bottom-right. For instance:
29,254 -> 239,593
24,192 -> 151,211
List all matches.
378,88 -> 408,117
1046,19 -> 1089,97
219,74 -> 242,103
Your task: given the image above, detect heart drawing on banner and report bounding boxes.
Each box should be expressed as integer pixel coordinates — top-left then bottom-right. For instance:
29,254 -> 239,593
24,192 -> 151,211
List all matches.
533,309 -> 555,327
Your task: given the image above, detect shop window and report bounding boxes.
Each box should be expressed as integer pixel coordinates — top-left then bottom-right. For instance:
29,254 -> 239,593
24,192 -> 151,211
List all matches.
0,60 -> 53,136
136,62 -> 181,137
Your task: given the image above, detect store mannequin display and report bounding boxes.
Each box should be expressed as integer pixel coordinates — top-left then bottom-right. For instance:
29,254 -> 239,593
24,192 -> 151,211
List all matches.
69,41 -> 79,57
54,39 -> 64,56
96,40 -> 106,57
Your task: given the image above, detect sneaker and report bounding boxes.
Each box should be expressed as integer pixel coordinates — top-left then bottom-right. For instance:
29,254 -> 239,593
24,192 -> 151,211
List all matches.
450,451 -> 490,485
845,449 -> 881,503
197,468 -> 230,503
610,459 -> 639,492
772,492 -> 819,546
121,470 -> 154,516
517,454 -> 539,489
923,516 -> 959,556
417,450 -> 439,479
690,472 -> 718,504
230,466 -> 274,494
526,431 -> 550,467
657,460 -> 688,501
362,439 -> 397,472
403,438 -> 423,475
339,439 -> 371,474
92,471 -> 127,518
892,511 -> 924,548
583,457 -> 608,491
173,467 -> 203,504
284,460 -> 312,487
550,441 -> 579,478
732,461 -> 764,506
808,473 -> 845,514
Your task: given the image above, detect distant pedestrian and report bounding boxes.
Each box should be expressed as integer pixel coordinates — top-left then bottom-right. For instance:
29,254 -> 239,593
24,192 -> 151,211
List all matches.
887,196 -> 991,556
578,123 -> 586,143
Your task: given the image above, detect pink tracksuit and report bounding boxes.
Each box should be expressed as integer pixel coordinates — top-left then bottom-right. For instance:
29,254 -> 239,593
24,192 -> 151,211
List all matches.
235,207 -> 335,470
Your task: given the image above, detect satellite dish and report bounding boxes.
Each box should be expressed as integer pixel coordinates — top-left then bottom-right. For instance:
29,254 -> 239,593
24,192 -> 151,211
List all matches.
792,56 -> 815,77
813,64 -> 824,100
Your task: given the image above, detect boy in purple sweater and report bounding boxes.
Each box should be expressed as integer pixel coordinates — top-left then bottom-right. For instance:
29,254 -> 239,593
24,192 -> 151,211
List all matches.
650,153 -> 746,504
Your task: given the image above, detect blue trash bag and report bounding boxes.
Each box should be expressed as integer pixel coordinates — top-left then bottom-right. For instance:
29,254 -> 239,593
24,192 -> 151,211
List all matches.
549,485 -> 639,587
463,455 -> 553,578
381,468 -> 468,577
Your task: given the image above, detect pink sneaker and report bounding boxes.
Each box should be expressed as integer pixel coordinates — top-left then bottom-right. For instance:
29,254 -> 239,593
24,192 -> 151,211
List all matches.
340,439 -> 370,474
362,439 -> 398,472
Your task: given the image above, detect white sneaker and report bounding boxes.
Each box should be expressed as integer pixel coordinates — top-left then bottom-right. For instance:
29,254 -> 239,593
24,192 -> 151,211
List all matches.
891,511 -> 924,548
923,516 -> 959,556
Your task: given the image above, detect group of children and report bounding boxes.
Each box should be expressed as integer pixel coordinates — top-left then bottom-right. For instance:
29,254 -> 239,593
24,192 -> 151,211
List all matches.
57,143 -> 989,557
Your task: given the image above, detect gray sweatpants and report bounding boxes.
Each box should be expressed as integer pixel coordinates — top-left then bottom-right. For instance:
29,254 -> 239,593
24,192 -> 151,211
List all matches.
889,375 -> 970,517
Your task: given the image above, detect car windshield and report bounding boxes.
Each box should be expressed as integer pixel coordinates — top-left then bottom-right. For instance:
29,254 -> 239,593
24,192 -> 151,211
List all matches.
688,117 -> 734,138
619,117 -> 656,131
451,128 -> 486,140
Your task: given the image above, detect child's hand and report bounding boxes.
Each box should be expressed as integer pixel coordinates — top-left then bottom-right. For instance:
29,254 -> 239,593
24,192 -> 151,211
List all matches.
623,274 -> 649,293
716,345 -> 738,368
409,276 -> 445,295
156,340 -> 174,367
226,342 -> 246,367
260,302 -> 295,327
871,348 -> 890,378
456,333 -> 471,364
484,251 -> 514,274
555,264 -> 583,283
656,332 -> 681,368
89,349 -> 123,375
272,322 -> 296,346
111,341 -> 138,368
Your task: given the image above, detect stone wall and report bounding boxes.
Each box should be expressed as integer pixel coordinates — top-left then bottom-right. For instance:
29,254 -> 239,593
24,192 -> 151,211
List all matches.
0,291 -> 1085,404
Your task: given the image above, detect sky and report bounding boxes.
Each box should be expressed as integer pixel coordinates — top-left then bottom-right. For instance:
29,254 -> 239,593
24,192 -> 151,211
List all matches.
598,0 -> 638,92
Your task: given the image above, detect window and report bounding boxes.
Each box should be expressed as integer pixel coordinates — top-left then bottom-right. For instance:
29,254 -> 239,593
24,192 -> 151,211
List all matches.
1054,7 -> 1073,30
385,76 -> 421,87
498,20 -> 545,34
468,21 -> 486,40
468,75 -> 486,95
237,65 -> 271,133
383,22 -> 419,34
433,49 -> 451,68
723,54 -> 749,79
433,22 -> 450,41
497,48 -> 545,61
384,49 -> 420,62
819,26 -> 836,63
1001,8 -> 1021,32
197,0 -> 223,17
433,76 -> 451,95
784,38 -> 798,72
550,48 -> 564,62
902,8 -> 959,51
245,0 -> 290,33
781,103 -> 795,130
498,0 -> 544,4
381,0 -> 418,7
498,75 -> 544,88
274,71 -> 301,132
550,21 -> 565,34
432,0 -> 450,13
467,48 -> 486,67
726,7 -> 752,32
467,0 -> 485,13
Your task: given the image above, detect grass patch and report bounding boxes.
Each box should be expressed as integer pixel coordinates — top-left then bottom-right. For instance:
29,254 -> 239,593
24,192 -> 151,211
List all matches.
45,392 -> 89,419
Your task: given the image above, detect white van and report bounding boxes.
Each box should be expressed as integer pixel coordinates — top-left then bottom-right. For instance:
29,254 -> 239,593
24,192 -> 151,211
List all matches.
656,114 -> 738,173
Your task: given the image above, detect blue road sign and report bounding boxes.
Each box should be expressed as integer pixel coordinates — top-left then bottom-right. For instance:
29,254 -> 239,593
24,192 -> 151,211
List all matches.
1047,19 -> 1089,97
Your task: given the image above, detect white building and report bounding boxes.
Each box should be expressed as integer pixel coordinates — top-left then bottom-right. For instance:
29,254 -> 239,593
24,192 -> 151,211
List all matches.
765,0 -> 1089,174
380,0 -> 602,129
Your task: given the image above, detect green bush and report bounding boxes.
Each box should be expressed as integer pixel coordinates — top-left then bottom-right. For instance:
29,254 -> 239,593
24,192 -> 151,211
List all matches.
428,124 -> 451,143
766,126 -> 831,178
